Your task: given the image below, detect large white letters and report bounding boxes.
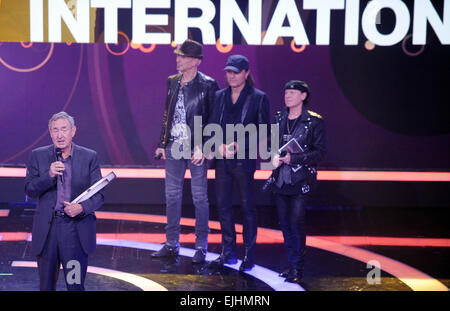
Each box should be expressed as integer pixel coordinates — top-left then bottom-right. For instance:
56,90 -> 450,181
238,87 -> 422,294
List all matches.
48,0 -> 90,43
220,0 -> 262,45
263,0 -> 309,45
362,0 -> 410,46
344,0 -> 360,45
28,0 -> 449,46
91,0 -> 131,44
304,0 -> 345,45
132,0 -> 171,44
174,0 -> 216,44
30,0 -> 44,42
413,0 -> 450,45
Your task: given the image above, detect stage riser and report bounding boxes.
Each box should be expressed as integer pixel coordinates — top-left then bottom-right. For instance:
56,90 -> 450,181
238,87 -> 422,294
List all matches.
1,178 -> 448,208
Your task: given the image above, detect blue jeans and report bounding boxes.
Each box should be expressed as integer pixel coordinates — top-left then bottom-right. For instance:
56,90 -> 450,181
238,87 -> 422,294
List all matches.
164,142 -> 209,250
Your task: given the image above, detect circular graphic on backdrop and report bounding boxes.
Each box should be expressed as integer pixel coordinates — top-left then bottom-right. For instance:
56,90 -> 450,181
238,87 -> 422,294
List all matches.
329,5 -> 450,136
0,43 -> 84,164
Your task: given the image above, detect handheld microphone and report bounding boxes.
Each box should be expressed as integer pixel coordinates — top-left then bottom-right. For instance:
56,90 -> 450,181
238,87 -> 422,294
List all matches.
154,153 -> 162,160
55,148 -> 64,183
261,176 -> 275,192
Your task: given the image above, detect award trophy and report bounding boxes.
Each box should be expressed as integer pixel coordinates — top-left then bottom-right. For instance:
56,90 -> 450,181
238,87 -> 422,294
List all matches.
71,172 -> 116,204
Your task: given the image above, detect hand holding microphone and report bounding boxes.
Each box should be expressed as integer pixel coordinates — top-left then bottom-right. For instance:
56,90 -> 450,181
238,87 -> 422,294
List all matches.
154,148 -> 166,160
191,146 -> 205,166
49,162 -> 65,178
219,142 -> 238,158
50,148 -> 65,182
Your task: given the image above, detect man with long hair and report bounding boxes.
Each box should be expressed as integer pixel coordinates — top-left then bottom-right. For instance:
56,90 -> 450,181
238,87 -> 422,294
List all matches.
209,55 -> 270,272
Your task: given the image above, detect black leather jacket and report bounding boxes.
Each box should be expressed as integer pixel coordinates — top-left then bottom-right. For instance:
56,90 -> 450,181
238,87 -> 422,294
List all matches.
272,107 -> 326,193
210,85 -> 270,171
158,71 -> 219,149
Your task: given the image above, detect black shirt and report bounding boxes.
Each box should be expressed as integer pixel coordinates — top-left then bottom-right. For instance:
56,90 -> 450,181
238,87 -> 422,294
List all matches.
272,116 -> 302,196
221,85 -> 249,134
221,85 -> 250,160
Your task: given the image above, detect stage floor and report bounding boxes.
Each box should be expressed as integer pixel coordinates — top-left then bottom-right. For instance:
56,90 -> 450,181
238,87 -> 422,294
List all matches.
0,203 -> 449,291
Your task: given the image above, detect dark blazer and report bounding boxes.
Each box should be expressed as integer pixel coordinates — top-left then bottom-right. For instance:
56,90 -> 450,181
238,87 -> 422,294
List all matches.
24,143 -> 104,256
210,85 -> 270,171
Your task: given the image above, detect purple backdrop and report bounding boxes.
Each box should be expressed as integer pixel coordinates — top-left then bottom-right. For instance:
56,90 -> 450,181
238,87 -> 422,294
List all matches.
0,41 -> 449,170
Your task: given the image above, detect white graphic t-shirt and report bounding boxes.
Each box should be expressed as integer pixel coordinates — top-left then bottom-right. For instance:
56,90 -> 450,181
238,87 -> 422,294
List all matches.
170,86 -> 189,143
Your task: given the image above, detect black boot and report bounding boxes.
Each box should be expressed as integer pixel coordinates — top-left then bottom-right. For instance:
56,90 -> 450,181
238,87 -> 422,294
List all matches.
210,252 -> 238,266
192,249 -> 207,264
151,244 -> 179,258
239,248 -> 255,272
279,267 -> 290,278
285,268 -> 303,284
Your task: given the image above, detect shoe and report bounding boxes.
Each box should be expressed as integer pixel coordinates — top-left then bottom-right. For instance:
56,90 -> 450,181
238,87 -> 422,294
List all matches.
192,249 -> 207,263
279,268 -> 290,278
151,244 -> 179,258
210,253 -> 238,266
239,257 -> 255,272
239,247 -> 255,272
285,268 -> 303,284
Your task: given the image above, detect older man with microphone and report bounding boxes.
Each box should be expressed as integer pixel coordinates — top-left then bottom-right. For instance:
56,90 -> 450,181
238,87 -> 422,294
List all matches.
25,111 -> 104,290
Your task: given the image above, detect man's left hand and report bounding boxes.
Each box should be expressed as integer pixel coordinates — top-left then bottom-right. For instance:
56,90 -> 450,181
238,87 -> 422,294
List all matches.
279,152 -> 291,165
63,201 -> 84,218
191,146 -> 205,165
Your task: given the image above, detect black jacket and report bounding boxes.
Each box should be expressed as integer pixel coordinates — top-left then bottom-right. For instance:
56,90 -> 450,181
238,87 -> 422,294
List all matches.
158,71 -> 219,149
272,107 -> 326,192
210,85 -> 270,171
24,143 -> 104,256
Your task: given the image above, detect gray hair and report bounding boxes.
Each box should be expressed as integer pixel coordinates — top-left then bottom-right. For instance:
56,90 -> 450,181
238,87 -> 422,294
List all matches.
48,111 -> 75,129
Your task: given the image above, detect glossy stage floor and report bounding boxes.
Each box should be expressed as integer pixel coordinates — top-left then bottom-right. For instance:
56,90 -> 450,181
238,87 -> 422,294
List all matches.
0,202 -> 449,291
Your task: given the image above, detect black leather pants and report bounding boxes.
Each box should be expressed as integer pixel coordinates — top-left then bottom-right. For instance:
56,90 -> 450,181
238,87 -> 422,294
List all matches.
275,193 -> 307,270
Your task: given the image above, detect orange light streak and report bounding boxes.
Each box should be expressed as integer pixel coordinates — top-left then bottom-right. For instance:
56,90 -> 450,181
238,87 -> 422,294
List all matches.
1,211 -> 448,291
1,167 -> 449,182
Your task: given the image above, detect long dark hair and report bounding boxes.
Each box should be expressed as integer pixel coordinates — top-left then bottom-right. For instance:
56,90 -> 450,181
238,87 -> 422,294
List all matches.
246,72 -> 254,87
224,70 -> 255,88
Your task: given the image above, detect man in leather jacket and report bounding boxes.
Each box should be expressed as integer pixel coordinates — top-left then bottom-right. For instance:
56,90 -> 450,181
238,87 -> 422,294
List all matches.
271,80 -> 326,284
153,39 -> 219,264
208,55 -> 270,272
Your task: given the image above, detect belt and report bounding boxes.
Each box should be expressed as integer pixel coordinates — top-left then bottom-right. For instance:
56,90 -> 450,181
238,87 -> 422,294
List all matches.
54,210 -> 66,217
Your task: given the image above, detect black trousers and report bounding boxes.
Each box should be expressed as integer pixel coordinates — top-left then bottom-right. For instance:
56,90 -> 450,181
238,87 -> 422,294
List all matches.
215,161 -> 257,260
274,193 -> 307,270
37,214 -> 88,291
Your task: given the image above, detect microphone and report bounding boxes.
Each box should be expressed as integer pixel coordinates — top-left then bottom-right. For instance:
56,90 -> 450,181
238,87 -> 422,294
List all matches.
261,175 -> 275,192
55,148 -> 64,183
154,153 -> 162,160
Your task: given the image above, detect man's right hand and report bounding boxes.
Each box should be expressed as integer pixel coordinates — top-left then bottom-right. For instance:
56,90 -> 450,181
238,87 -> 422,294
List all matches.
272,154 -> 281,168
49,161 -> 65,178
155,148 -> 166,160
218,142 -> 238,159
